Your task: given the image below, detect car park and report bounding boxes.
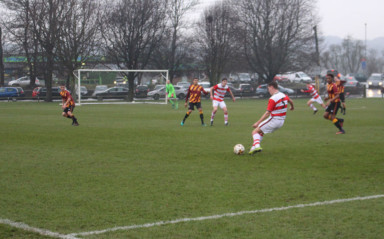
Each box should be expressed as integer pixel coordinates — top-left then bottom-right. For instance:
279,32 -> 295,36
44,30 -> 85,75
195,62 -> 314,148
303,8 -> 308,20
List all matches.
8,76 -> 42,87
148,85 -> 187,100
0,87 -> 25,99
255,84 -> 294,98
94,87 -> 129,100
367,73 -> 383,89
135,85 -> 149,98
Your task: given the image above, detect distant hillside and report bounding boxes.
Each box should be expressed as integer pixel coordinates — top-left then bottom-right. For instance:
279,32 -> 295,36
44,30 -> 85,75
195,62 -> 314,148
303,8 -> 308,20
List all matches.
323,36 -> 384,52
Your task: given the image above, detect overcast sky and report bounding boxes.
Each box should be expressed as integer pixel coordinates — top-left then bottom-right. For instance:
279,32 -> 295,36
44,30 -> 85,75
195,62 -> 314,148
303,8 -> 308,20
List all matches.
194,0 -> 384,40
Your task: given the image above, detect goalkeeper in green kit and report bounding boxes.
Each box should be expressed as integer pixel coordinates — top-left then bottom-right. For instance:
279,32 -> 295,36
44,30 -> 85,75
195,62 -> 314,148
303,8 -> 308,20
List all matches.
166,80 -> 178,109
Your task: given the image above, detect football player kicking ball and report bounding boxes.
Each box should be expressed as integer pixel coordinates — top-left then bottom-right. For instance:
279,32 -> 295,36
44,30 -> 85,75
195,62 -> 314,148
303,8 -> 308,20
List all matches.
181,78 -> 208,126
249,81 -> 294,154
60,85 -> 79,126
210,78 -> 235,126
300,83 -> 325,114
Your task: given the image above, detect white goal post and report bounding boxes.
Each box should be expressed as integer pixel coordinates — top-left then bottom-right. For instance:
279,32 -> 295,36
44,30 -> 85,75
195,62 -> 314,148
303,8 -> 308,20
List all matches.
73,69 -> 169,105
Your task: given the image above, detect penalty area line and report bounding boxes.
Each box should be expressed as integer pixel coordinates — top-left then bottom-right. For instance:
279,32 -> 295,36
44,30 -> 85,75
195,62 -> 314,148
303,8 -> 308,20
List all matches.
0,218 -> 79,239
69,194 -> 384,237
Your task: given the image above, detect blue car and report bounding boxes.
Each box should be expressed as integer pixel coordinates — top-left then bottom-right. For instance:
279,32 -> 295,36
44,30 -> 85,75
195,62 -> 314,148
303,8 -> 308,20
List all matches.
0,87 -> 25,98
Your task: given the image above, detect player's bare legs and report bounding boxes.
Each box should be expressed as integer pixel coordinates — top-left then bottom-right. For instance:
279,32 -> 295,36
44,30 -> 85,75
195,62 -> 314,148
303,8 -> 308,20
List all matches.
307,99 -> 318,114
223,107 -> 229,126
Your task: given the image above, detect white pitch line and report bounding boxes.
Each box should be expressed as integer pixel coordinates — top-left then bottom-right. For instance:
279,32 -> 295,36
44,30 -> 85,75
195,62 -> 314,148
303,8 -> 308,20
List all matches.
69,194 -> 384,237
0,218 -> 79,239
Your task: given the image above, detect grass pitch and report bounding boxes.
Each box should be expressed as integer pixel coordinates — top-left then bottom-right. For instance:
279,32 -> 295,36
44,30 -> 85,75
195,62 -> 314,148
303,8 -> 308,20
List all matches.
0,98 -> 383,238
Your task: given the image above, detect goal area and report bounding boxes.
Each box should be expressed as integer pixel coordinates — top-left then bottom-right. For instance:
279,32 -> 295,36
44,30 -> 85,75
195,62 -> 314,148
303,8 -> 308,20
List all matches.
73,69 -> 169,105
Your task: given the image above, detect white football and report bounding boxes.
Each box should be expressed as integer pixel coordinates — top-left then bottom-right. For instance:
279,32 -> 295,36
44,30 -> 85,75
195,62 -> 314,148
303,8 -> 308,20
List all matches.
233,144 -> 245,155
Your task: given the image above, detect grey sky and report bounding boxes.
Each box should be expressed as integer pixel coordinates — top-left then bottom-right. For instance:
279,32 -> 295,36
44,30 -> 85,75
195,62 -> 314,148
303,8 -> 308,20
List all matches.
194,0 -> 384,40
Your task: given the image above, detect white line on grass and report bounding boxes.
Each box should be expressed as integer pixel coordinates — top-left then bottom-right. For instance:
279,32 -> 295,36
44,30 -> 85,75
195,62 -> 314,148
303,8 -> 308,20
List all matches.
0,218 -> 79,239
69,194 -> 384,237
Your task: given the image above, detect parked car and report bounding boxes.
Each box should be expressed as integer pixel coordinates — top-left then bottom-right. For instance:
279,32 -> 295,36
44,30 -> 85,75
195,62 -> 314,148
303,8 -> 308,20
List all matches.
238,73 -> 252,82
255,84 -> 294,98
94,87 -> 129,100
153,84 -> 165,91
92,85 -> 108,97
286,72 -> 312,83
32,87 -> 66,97
148,85 -> 187,100
343,76 -> 361,94
273,74 -> 289,82
225,86 -> 242,97
8,76 -> 42,87
0,87 -> 25,98
75,86 -> 88,97
176,82 -> 191,88
114,77 -> 127,86
135,85 -> 149,98
199,81 -> 211,97
367,73 -> 383,89
346,73 -> 367,82
238,84 -> 254,96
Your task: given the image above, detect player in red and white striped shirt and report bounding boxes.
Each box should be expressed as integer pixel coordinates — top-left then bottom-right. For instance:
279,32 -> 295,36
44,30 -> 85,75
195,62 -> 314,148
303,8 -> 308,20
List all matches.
249,81 -> 294,154
209,78 -> 235,126
300,83 -> 325,114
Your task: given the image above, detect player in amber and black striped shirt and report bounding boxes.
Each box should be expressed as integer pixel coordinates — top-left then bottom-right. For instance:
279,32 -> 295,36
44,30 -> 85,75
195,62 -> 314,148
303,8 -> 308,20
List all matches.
336,75 -> 347,115
323,74 -> 344,134
180,78 -> 208,126
60,85 -> 79,126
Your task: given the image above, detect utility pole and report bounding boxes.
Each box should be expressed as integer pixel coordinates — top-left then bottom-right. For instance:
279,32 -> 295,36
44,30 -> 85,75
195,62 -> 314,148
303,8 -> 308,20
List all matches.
0,26 -> 5,87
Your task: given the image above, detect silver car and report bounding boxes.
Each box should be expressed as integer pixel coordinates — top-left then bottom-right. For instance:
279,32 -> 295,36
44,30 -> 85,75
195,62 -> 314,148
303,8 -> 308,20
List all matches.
148,86 -> 187,100
367,74 -> 383,89
8,76 -> 42,87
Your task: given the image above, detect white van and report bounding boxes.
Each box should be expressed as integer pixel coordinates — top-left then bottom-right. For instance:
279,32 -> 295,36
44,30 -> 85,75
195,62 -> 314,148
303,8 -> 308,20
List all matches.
287,72 -> 312,83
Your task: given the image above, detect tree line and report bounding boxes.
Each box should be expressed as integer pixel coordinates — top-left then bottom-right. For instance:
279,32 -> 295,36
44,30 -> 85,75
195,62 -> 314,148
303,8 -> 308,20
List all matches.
6,0 -> 374,101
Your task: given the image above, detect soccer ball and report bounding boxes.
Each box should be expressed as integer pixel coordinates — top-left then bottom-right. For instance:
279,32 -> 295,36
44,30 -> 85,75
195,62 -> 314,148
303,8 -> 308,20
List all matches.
233,144 -> 245,155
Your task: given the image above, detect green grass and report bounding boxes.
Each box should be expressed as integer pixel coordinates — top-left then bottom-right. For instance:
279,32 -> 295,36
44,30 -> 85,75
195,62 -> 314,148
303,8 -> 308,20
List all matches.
0,98 -> 383,238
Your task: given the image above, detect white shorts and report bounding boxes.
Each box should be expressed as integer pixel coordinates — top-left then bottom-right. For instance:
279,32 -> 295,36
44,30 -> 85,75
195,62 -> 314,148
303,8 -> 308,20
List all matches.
212,100 -> 227,109
310,96 -> 324,105
259,117 -> 284,134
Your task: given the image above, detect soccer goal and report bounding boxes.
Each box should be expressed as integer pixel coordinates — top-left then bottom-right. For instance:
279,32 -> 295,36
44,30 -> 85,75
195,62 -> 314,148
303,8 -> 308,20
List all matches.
73,69 -> 169,105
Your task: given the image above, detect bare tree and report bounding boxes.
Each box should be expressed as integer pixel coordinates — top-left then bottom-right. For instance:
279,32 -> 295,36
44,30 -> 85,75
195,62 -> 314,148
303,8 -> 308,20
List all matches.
151,0 -> 198,82
0,27 -> 4,86
196,0 -> 241,85
366,49 -> 384,75
28,0 -> 67,101
1,0 -> 41,88
100,0 -> 167,101
321,36 -> 364,74
55,0 -> 100,95
237,0 -> 318,82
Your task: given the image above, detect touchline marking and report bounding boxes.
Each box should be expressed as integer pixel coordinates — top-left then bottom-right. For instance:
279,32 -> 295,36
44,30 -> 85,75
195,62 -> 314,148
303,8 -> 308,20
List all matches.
69,194 -> 384,237
0,218 -> 79,239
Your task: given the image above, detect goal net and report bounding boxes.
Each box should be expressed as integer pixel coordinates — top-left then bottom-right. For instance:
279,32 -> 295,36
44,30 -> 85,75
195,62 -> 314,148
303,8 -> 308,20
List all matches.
73,69 -> 169,105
